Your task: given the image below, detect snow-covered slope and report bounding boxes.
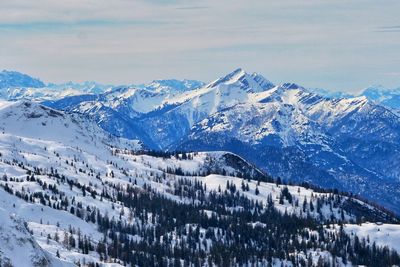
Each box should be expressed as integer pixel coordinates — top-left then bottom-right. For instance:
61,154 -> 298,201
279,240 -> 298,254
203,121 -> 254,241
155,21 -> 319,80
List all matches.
342,222 -> 400,253
0,100 -> 399,266
0,101 -> 140,154
0,207 -> 73,267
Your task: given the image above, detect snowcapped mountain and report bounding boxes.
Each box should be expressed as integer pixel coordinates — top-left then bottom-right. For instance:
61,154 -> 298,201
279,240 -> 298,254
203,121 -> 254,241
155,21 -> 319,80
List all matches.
0,99 -> 399,266
175,77 -> 400,213
40,69 -> 400,216
176,83 -> 400,210
131,69 -> 273,147
205,68 -> 274,93
134,68 -> 276,148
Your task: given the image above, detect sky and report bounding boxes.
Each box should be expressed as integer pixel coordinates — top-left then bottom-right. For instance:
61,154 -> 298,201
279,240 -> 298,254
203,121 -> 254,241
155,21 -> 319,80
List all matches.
0,0 -> 399,93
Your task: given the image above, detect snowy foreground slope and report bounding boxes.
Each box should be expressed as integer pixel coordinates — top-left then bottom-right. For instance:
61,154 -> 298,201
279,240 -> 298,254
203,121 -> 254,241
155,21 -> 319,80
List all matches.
0,207 -> 74,267
0,101 -> 399,266
342,223 -> 400,253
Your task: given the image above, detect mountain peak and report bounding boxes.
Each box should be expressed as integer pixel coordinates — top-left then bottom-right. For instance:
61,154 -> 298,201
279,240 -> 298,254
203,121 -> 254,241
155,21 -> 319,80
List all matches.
211,68 -> 247,85
206,68 -> 274,93
0,100 -> 64,120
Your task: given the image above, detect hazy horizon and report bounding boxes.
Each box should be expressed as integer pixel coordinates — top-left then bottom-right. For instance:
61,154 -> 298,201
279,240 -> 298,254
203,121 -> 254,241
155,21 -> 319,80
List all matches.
1,0 -> 400,93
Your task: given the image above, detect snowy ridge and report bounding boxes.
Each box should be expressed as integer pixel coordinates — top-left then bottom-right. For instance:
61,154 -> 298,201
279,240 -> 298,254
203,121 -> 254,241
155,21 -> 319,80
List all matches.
0,101 -> 141,154
206,68 -> 274,93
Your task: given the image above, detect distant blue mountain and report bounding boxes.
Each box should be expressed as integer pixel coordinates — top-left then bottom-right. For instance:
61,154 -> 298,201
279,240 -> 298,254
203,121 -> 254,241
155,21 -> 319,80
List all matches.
361,85 -> 400,110
137,79 -> 205,92
307,85 -> 400,112
306,87 -> 353,99
0,70 -> 45,89
46,81 -> 113,94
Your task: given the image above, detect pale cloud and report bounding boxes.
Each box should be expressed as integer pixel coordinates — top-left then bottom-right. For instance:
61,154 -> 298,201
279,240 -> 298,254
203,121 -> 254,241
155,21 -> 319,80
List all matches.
377,25 -> 400,33
384,72 -> 400,77
0,0 -> 399,92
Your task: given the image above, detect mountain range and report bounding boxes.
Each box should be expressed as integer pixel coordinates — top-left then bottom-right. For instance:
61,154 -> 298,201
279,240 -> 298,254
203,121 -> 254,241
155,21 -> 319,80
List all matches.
310,85 -> 400,114
1,69 -> 400,215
